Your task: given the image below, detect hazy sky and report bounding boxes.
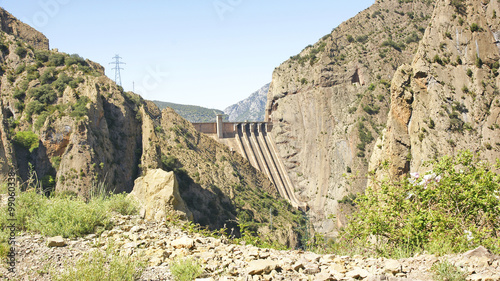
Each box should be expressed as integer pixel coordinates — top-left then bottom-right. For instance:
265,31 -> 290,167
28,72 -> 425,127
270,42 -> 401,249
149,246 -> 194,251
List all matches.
1,0 -> 374,110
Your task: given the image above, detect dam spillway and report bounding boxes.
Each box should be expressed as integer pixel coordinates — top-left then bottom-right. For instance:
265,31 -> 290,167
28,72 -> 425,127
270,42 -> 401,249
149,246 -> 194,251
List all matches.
192,116 -> 305,209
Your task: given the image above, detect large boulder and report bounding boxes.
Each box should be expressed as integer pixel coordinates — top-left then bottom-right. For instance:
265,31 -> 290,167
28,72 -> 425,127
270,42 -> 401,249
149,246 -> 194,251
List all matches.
128,169 -> 193,221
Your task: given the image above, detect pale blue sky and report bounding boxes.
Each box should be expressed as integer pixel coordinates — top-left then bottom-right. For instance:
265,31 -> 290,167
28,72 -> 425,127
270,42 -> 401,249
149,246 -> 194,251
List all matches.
1,0 -> 374,110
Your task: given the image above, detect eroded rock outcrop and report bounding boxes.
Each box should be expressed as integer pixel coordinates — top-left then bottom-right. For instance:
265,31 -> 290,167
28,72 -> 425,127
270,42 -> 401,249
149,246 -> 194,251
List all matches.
129,169 -> 193,221
0,9 -> 49,50
370,0 -> 500,180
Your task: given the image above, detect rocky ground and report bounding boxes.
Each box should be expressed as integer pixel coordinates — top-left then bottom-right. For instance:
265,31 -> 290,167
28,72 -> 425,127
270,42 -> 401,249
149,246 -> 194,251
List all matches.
2,214 -> 499,281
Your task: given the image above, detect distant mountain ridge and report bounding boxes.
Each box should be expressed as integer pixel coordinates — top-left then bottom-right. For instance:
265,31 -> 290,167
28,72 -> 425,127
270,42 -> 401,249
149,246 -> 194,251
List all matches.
152,101 -> 228,123
224,83 -> 269,122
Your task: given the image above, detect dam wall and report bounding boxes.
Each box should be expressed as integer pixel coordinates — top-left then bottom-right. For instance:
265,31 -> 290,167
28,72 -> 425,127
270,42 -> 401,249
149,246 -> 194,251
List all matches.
192,115 -> 305,209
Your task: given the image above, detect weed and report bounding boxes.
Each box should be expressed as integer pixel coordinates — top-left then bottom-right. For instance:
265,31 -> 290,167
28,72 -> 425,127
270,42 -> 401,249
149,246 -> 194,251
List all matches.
431,261 -> 466,281
52,244 -> 144,281
170,257 -> 203,281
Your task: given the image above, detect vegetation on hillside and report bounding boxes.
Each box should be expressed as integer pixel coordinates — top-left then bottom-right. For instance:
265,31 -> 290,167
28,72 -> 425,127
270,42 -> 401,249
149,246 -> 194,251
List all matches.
153,100 -> 228,123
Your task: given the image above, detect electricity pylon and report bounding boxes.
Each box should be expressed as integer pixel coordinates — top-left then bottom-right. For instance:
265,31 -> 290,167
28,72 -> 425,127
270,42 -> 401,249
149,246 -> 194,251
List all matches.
109,55 -> 125,87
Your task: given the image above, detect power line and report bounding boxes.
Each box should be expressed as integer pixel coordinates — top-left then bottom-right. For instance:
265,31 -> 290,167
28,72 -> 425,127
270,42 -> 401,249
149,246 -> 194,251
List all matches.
109,54 -> 125,87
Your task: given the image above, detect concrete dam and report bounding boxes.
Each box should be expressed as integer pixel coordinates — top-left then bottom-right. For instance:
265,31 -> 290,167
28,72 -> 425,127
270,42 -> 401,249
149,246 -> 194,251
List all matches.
192,116 -> 305,209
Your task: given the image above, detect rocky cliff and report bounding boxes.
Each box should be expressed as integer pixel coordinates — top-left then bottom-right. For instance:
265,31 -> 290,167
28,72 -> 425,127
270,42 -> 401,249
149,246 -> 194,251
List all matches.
266,0 -> 435,236
0,9 -> 48,50
0,8 -> 302,246
370,0 -> 500,180
224,83 -> 269,122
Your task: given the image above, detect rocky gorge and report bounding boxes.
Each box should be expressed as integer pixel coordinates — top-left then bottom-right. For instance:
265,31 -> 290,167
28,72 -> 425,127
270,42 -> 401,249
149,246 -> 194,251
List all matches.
0,0 -> 499,279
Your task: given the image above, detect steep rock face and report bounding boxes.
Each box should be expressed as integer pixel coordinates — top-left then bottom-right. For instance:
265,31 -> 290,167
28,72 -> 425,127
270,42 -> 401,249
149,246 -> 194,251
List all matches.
266,0 -> 434,236
0,9 -> 49,50
370,0 -> 500,179
224,83 -> 269,122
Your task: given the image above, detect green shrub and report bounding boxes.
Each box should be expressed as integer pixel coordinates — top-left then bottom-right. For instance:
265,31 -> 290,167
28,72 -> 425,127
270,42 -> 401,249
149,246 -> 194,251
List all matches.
25,100 -> 45,120
15,64 -> 26,75
53,73 -> 73,93
15,46 -> 27,58
39,67 -> 57,84
65,54 -> 87,67
28,84 -> 57,104
475,55 -> 483,68
432,261 -> 466,281
13,88 -> 25,100
0,186 -> 136,239
26,73 -> 38,82
13,131 -> 39,152
48,53 -> 65,67
433,54 -> 444,65
0,231 -> 10,260
52,246 -> 144,281
124,91 -> 142,107
451,0 -> 466,15
28,197 -> 111,237
103,193 -> 138,216
356,35 -> 369,44
0,189 -> 46,233
347,35 -> 354,42
381,40 -> 405,51
470,23 -> 479,32
68,80 -> 78,89
7,74 -> 15,83
69,96 -> 90,118
428,118 -> 435,129
338,193 -> 357,206
35,50 -> 50,63
340,151 -> 500,256
448,111 -> 464,132
358,122 -> 374,144
51,156 -> 61,169
405,32 -> 420,44
162,154 -> 179,172
19,80 -> 29,91
14,101 -> 24,111
170,257 -> 203,281
362,104 -> 380,115
34,111 -> 49,130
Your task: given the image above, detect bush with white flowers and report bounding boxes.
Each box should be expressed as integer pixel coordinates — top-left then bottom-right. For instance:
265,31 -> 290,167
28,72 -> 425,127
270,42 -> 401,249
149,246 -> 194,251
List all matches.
340,150 -> 500,256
